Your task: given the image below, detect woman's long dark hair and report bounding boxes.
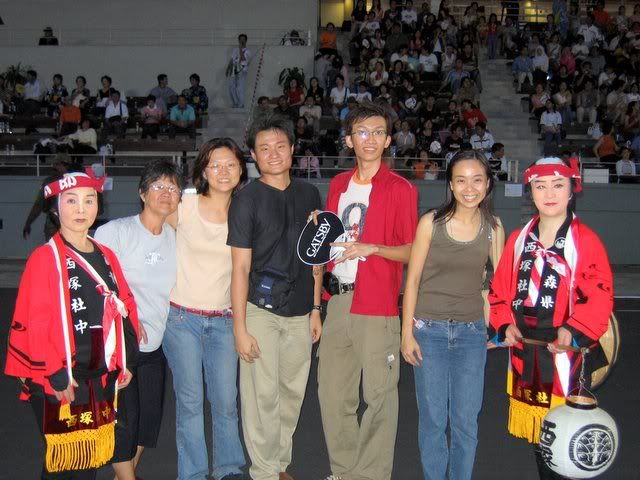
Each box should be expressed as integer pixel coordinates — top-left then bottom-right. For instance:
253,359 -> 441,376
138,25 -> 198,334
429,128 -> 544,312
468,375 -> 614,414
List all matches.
433,149 -> 497,229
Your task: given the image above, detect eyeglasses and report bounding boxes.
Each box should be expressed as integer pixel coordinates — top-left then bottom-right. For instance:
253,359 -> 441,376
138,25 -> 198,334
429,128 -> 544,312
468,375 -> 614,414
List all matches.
206,162 -> 240,171
351,129 -> 388,140
149,183 -> 180,194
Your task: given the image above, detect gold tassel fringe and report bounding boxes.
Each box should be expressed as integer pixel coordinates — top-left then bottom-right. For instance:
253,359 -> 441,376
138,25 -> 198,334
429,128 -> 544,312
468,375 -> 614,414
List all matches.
507,396 -> 565,444
58,403 -> 71,421
44,423 -> 114,473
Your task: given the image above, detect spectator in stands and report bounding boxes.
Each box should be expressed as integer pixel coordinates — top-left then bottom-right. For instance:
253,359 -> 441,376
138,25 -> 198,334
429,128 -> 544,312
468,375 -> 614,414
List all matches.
616,145 -> 637,180
547,33 -> 562,70
598,64 -> 617,88
500,16 -> 518,57
228,34 -> 252,109
370,0 -> 384,21
571,35 -> 590,62
360,10 -> 381,37
71,75 -> 90,111
470,121 -> 494,154
168,95 -> 196,139
182,73 -> 208,114
553,81 -> 573,127
320,23 -> 338,56
351,0 -> 368,34
299,95 -> 322,134
487,14 -> 499,60
369,61 -> 389,89
512,47 -> 534,93
141,94 -> 165,139
66,118 -> 98,154
623,101 -> 640,138
394,120 -> 416,154
440,58 -> 469,95
285,78 -> 306,107
461,43 -> 482,92
351,81 -> 372,103
559,46 -> 576,74
340,96 -> 359,122
577,14 -> 603,48
315,53 -> 333,90
293,116 -> 314,155
416,118 -> 438,151
441,44 -> 457,73
38,26 -> 58,46
540,99 -> 563,155
273,95 -> 298,123
461,99 -> 487,130
592,0 -> 610,28
96,75 -> 116,109
58,97 -> 81,136
488,142 -> 508,180
104,90 -> 129,138
17,70 -> 44,134
307,77 -> 324,105
444,123 -> 465,154
418,45 -> 439,80
593,121 -> 619,173
401,0 -> 418,31
455,77 -> 479,105
532,46 -> 549,86
150,74 -> 177,114
252,96 -> 272,125
615,5 -> 629,33
385,22 -> 409,56
45,73 -> 68,117
371,28 -> 386,51
443,99 -> 461,128
573,61 -> 597,93
296,145 -> 321,178
531,83 -> 551,119
606,79 -> 627,123
330,75 -> 350,120
390,44 -> 410,67
576,79 -> 600,124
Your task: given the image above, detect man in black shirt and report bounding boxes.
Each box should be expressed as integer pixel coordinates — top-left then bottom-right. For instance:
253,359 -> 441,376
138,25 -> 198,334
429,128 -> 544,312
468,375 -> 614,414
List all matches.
228,116 -> 322,480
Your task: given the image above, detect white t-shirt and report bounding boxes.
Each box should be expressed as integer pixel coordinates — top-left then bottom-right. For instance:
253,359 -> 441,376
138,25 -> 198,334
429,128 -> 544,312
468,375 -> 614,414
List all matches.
333,177 -> 372,284
401,8 -> 418,24
330,86 -> 350,105
616,159 -> 636,176
419,53 -> 439,73
94,215 -> 177,352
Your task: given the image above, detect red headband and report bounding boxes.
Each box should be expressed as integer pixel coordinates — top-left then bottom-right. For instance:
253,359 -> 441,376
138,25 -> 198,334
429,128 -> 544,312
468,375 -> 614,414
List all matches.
43,168 -> 106,199
523,157 -> 582,192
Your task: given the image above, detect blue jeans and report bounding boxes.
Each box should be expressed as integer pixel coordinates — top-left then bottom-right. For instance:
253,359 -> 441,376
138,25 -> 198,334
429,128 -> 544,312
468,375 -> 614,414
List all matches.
228,71 -> 247,108
163,305 -> 245,480
413,318 -> 487,480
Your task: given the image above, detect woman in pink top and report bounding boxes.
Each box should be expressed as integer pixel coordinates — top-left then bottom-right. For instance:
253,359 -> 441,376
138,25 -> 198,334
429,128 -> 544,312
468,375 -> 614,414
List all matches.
163,138 -> 249,480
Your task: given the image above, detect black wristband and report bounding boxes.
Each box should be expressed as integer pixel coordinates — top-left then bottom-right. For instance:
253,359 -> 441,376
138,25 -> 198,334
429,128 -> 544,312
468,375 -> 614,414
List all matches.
312,304 -> 323,313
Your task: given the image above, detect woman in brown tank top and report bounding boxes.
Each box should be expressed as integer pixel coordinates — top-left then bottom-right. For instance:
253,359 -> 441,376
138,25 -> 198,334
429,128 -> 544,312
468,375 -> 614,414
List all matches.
401,150 -> 504,480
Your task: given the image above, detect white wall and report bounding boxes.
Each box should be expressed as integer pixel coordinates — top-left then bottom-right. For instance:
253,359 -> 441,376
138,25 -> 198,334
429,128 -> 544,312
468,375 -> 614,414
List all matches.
0,45 -> 315,108
0,0 -> 317,33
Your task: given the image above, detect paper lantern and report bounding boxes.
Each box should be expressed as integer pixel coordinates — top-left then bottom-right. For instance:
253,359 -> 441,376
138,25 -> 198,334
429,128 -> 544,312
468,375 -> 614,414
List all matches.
538,395 -> 618,479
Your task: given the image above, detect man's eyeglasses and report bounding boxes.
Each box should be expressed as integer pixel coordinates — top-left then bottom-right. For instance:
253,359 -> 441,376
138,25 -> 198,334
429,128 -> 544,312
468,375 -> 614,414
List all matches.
149,183 -> 180,194
351,129 -> 388,140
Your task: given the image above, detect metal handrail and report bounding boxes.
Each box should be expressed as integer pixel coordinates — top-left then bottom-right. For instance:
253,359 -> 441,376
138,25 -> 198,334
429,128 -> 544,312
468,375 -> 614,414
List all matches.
0,27 -> 312,47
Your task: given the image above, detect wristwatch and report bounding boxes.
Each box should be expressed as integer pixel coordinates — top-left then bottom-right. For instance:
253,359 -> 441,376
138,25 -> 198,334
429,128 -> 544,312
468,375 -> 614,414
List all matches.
312,304 -> 323,313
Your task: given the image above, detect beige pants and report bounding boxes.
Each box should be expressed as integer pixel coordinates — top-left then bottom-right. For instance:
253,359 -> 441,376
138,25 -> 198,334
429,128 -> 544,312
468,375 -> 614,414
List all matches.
239,303 -> 312,480
317,292 -> 401,480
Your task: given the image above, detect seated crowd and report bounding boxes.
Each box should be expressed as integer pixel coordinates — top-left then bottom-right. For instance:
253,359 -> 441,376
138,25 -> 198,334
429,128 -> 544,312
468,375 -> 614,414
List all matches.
0,71 -> 209,154
255,0 -> 509,180
501,0 -> 640,181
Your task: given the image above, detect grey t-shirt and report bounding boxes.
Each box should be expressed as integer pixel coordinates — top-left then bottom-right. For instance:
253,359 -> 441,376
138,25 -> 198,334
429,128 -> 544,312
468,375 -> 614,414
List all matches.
95,215 -> 177,352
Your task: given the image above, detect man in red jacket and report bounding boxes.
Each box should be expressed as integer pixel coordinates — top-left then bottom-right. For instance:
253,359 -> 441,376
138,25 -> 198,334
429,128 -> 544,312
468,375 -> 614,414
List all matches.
318,102 -> 418,480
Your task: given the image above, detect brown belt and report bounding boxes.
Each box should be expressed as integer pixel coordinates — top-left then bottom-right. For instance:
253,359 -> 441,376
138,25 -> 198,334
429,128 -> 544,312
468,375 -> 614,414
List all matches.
169,301 -> 231,318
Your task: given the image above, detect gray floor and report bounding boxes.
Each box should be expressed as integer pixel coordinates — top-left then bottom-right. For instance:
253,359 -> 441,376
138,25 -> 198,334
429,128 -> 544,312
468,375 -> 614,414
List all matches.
0,288 -> 637,480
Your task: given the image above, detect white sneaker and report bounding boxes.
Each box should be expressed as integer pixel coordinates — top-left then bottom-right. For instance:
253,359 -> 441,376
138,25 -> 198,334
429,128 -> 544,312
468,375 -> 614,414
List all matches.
321,476 -> 343,480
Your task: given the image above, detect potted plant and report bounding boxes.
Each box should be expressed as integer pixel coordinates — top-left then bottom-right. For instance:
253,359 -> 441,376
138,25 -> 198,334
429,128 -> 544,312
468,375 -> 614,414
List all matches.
278,67 -> 305,91
3,62 -> 31,89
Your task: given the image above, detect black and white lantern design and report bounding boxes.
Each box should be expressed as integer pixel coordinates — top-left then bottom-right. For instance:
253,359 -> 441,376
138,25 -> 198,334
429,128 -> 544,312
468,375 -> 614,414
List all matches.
539,395 -> 618,479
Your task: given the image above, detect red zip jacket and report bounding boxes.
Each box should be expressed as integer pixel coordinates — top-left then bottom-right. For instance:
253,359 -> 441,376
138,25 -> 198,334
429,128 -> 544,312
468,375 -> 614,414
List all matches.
325,163 -> 418,316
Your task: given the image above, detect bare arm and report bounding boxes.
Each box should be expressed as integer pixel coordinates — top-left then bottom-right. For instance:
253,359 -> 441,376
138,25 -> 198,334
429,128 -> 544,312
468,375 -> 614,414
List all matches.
400,212 -> 434,365
231,246 -> 261,362
310,265 -> 323,343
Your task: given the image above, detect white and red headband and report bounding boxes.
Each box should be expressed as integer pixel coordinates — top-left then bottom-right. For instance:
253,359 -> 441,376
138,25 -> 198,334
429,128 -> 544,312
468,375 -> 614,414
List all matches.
43,168 -> 106,199
523,156 -> 582,192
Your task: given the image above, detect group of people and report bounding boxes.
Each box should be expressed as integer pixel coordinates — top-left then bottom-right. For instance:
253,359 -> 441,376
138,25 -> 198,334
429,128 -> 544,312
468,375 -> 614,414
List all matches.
0,70 -> 208,141
6,101 -> 613,480
500,0 -> 640,177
